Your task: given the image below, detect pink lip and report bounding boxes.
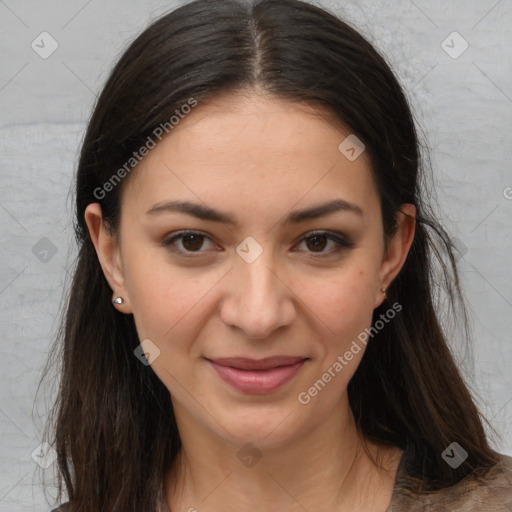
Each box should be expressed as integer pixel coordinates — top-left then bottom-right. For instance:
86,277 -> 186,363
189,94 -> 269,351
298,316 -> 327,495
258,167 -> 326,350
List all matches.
206,356 -> 308,394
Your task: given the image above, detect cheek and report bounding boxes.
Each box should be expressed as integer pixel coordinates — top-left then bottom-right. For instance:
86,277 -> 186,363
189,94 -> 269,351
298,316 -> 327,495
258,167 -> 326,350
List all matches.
294,264 -> 377,339
295,271 -> 376,415
122,246 -> 217,340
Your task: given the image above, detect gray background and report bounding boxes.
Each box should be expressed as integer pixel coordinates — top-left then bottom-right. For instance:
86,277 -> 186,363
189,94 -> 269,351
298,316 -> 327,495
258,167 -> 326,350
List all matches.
1,0 -> 511,510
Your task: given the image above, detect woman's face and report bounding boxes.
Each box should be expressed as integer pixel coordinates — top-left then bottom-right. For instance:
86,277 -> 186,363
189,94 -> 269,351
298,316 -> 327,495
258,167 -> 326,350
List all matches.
86,91 -> 415,449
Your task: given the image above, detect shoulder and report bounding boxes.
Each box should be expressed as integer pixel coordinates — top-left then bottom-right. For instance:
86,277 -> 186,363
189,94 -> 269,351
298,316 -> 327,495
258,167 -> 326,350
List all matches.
390,453 -> 512,511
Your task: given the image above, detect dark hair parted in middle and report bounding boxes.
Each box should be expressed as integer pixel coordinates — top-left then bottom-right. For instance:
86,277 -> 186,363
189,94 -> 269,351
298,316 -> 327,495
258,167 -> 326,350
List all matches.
44,1 -> 498,511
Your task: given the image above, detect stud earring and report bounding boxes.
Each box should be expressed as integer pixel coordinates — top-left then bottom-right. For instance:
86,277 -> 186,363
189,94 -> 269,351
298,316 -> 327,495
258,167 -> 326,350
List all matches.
112,297 -> 124,306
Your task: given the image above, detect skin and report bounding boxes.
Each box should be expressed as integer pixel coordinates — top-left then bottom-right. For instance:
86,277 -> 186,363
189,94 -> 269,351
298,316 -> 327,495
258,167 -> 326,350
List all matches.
85,90 -> 416,512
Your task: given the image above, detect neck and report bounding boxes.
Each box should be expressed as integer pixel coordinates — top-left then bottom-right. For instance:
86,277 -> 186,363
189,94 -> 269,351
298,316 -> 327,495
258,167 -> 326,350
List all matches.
164,397 -> 400,512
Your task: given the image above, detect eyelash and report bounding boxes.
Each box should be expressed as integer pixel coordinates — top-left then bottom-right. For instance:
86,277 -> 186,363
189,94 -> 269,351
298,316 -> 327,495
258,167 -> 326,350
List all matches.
161,230 -> 354,258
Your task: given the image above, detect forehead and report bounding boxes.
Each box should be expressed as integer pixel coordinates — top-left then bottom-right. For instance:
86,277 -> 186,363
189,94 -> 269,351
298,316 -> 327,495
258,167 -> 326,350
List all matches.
121,91 -> 378,223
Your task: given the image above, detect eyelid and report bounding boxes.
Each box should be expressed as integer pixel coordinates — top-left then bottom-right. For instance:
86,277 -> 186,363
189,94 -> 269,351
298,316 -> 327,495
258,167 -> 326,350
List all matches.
161,230 -> 220,253
292,229 -> 353,246
292,230 -> 355,256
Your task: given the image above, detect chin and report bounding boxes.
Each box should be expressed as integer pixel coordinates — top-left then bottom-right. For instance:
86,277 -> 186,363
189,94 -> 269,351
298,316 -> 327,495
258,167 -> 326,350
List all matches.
209,401 -> 307,448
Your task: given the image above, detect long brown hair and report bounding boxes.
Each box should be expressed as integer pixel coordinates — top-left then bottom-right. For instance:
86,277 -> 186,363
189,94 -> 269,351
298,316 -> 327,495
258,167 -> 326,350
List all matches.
39,0 -> 500,510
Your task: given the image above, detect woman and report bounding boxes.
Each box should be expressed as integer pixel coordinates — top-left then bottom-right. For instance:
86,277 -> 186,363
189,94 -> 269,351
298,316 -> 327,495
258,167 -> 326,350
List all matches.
44,0 -> 512,510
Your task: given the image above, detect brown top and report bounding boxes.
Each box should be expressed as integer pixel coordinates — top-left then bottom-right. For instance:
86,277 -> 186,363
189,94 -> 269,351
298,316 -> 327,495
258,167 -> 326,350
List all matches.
387,453 -> 512,511
52,453 -> 512,511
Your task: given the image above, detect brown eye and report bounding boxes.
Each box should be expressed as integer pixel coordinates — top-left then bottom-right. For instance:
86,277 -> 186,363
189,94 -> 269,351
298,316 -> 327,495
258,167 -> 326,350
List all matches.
162,230 -> 216,255
305,234 -> 329,252
181,233 -> 205,251
295,231 -> 354,256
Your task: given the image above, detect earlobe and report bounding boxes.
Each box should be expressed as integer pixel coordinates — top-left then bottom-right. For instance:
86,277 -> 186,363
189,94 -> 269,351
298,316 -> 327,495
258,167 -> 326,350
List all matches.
84,203 -> 132,313
372,286 -> 388,309
375,204 -> 416,308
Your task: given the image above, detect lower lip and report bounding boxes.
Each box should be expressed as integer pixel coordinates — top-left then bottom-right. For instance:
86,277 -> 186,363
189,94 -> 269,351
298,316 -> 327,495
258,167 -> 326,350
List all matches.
207,359 -> 307,394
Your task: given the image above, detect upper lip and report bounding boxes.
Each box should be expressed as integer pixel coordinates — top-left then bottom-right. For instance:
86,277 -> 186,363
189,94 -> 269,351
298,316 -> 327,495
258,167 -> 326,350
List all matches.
206,356 -> 308,371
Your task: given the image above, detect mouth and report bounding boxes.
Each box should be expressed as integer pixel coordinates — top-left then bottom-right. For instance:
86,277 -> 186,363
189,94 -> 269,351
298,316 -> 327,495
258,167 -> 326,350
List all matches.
205,356 -> 309,394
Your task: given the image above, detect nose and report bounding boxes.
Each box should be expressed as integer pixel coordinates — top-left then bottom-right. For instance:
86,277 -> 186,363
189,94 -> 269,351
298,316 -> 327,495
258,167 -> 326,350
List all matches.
219,249 -> 296,339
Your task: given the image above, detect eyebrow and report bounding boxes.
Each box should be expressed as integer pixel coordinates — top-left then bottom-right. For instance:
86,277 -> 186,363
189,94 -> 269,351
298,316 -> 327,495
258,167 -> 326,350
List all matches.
145,198 -> 363,225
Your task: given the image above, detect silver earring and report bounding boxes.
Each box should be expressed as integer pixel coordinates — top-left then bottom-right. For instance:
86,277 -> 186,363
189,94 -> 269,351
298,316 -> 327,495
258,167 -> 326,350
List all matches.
381,287 -> 386,293
112,297 -> 124,305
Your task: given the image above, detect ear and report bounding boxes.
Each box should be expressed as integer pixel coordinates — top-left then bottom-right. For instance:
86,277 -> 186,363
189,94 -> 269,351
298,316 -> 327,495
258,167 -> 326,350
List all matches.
373,203 -> 416,309
84,203 -> 132,314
